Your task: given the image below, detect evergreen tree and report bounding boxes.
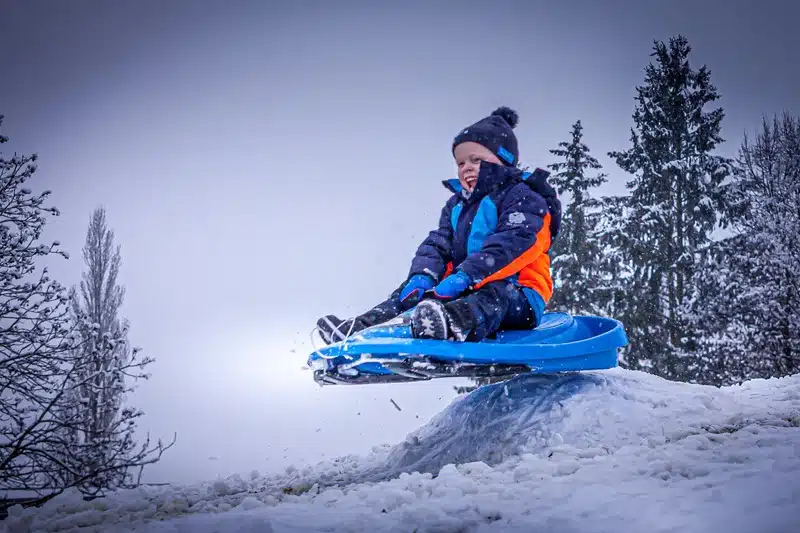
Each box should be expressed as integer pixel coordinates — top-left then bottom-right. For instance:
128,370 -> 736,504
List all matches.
61,206 -> 173,496
683,113 -> 800,384
547,120 -> 608,315
606,35 -> 731,379
592,194 -> 635,322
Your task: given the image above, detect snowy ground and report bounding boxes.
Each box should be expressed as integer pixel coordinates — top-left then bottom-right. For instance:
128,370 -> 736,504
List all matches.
4,368 -> 800,533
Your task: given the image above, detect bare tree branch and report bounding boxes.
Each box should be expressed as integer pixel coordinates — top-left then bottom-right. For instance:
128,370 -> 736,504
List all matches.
0,116 -> 174,501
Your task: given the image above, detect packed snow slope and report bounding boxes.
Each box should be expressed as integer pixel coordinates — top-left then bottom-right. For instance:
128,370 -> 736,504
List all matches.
5,367 -> 800,533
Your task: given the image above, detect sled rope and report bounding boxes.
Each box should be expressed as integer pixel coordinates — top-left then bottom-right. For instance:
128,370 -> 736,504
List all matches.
309,316 -> 358,360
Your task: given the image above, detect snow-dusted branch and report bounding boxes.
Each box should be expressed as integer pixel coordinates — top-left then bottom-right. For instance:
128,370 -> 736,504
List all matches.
0,116 -> 172,503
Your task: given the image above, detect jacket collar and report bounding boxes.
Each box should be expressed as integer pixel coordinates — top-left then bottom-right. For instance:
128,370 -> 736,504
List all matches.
441,161 -> 521,202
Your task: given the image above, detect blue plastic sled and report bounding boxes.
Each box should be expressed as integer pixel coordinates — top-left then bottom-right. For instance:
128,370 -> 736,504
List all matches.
307,312 -> 628,385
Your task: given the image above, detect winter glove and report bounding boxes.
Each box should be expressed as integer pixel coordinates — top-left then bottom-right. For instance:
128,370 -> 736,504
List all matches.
399,274 -> 436,305
432,270 -> 472,300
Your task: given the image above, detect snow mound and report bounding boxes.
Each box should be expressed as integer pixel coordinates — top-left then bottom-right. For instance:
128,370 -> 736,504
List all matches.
4,368 -> 800,533
390,368 -> 800,475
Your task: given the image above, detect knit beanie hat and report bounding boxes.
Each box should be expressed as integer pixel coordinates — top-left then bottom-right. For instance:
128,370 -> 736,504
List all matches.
452,106 -> 519,166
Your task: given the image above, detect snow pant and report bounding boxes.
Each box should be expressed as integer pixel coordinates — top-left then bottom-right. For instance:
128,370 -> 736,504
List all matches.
353,278 -> 545,342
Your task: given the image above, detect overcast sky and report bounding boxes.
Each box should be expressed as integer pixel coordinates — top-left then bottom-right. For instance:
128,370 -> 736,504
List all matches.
1,0 -> 797,485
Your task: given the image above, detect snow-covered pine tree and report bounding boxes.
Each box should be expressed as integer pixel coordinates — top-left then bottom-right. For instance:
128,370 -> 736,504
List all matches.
681,234 -> 757,385
547,120 -> 609,316
591,194 -> 635,325
606,35 -> 731,380
683,113 -> 800,384
61,206 -> 172,496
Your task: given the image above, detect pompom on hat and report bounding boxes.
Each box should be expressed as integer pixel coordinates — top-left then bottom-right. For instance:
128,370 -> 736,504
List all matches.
452,106 -> 519,166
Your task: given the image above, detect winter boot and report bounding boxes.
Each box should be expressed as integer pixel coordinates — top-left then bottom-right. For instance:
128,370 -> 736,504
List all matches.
410,299 -> 472,341
316,297 -> 404,345
316,315 -> 359,345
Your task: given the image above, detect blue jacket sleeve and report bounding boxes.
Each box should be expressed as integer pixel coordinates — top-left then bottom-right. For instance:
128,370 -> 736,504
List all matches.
408,197 -> 457,282
457,183 -> 550,285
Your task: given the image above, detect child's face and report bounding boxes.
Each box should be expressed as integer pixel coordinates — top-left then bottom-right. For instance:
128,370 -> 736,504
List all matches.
454,142 -> 503,193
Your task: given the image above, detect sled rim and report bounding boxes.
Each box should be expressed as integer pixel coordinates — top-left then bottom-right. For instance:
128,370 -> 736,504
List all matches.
308,313 -> 628,366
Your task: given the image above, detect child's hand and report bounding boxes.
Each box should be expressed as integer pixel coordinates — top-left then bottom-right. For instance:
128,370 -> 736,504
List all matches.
400,274 -> 436,305
432,270 -> 472,299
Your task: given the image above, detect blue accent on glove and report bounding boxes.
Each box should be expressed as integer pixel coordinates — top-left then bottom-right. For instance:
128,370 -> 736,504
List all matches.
400,274 -> 435,303
432,270 -> 472,299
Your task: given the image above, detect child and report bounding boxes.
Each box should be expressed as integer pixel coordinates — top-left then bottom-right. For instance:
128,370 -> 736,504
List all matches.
317,106 -> 561,344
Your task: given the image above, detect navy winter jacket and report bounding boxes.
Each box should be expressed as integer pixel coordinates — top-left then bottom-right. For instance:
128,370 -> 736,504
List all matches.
408,161 -> 561,303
